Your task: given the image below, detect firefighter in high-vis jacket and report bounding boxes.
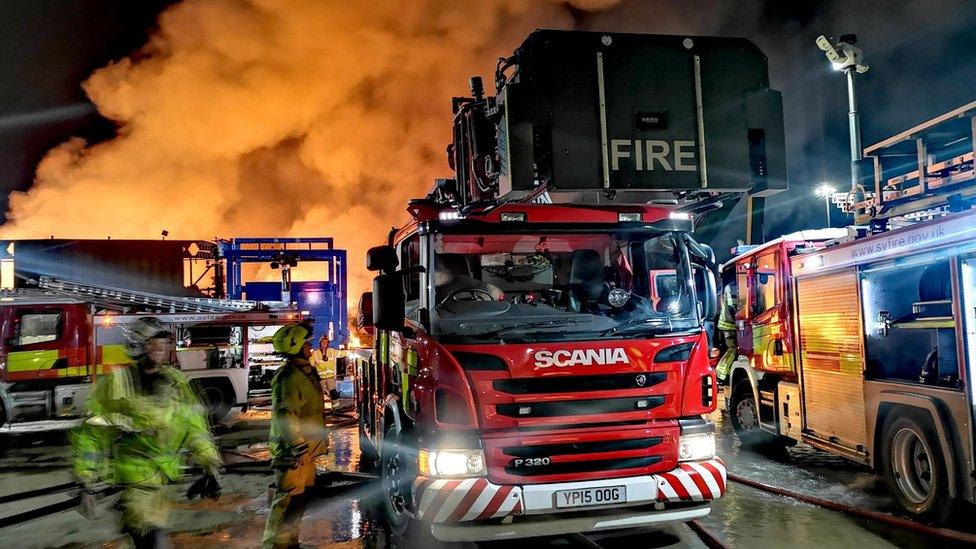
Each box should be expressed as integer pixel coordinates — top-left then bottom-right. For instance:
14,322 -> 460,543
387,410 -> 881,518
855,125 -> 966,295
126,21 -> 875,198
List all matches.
72,317 -> 221,549
262,324 -> 329,549
310,334 -> 340,397
716,283 -> 739,383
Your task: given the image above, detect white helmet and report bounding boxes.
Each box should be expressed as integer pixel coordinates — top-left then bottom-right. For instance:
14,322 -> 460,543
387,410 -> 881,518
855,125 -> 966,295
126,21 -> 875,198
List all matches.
123,317 -> 173,358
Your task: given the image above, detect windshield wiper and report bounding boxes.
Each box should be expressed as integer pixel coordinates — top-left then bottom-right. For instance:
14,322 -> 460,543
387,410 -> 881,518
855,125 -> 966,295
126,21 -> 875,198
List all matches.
498,318 -> 587,334
601,317 -> 672,337
470,319 -> 588,340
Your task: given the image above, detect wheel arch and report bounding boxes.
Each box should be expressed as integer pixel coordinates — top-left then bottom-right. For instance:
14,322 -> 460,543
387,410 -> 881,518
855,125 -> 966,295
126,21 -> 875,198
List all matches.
0,384 -> 11,425
728,361 -> 763,410
872,394 -> 961,499
192,376 -> 235,400
382,393 -> 407,436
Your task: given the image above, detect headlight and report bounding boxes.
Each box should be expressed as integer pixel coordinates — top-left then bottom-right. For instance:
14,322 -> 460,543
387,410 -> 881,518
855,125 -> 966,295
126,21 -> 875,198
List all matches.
418,448 -> 487,477
678,432 -> 716,462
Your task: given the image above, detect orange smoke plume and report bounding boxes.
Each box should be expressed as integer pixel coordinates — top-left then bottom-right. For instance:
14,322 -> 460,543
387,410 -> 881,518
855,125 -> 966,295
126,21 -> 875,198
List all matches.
2,0 -> 622,300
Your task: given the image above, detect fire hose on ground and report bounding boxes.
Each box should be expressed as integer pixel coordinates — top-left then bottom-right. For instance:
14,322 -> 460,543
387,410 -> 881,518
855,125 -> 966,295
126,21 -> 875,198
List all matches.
727,473 -> 976,545
4,459 -> 974,544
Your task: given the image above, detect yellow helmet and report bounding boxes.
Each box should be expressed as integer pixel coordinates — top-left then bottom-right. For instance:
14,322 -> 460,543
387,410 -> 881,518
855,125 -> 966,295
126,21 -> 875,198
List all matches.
272,324 -> 312,356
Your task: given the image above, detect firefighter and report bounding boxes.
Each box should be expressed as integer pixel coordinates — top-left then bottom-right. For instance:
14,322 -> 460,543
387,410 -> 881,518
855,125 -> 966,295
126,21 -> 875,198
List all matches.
715,282 -> 739,383
262,324 -> 329,549
310,334 -> 339,398
72,317 -> 221,549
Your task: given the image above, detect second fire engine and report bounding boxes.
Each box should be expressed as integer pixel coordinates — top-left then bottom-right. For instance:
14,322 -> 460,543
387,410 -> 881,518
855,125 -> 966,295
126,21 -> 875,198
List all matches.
725,102 -> 976,522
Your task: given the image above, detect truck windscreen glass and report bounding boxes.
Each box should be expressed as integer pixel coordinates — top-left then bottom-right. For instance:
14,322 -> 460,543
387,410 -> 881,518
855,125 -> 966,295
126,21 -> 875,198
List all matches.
430,231 -> 700,343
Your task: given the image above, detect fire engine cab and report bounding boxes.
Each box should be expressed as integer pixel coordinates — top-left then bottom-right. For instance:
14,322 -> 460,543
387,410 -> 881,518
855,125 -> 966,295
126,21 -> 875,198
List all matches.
725,101 -> 976,522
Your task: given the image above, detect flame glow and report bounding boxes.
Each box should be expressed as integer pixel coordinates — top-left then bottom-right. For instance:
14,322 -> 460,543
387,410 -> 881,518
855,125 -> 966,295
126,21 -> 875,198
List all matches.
0,0 -> 621,302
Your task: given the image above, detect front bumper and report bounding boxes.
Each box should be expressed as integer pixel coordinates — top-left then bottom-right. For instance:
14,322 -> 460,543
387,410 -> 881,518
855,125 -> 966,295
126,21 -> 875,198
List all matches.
412,457 -> 726,540
431,502 -> 712,542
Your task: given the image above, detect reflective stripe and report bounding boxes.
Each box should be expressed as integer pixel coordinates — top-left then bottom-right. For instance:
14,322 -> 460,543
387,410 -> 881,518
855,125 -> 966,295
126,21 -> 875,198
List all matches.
401,347 -> 419,403
7,349 -> 60,372
434,479 -> 478,523
401,370 -> 410,403
685,462 -> 721,498
101,344 -> 132,366
378,331 -> 389,364
406,348 -> 418,375
5,344 -> 130,380
657,458 -> 727,502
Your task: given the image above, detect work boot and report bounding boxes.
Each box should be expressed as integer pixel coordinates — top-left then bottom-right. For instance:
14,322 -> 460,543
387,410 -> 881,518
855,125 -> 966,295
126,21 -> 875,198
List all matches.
127,527 -> 168,549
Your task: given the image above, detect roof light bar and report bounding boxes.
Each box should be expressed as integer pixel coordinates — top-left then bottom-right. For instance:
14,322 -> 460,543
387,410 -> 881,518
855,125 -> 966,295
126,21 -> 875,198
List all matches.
439,210 -> 463,222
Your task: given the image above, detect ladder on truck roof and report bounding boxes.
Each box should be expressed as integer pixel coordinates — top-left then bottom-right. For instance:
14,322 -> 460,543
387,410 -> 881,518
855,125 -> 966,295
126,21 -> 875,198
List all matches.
845,100 -> 976,228
94,309 -> 304,326
30,276 -> 259,314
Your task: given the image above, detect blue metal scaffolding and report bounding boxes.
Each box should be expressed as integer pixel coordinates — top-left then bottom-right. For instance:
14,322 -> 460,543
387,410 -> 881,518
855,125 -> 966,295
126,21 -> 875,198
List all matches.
219,237 -> 348,346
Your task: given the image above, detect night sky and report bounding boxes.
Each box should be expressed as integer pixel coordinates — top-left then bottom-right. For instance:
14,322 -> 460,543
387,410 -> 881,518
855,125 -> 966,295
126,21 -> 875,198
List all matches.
0,0 -> 173,215
1,0 -> 975,251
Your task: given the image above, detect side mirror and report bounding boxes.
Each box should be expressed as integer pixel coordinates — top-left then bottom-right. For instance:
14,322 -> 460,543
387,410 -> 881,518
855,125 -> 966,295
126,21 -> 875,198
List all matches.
357,291 -> 374,330
702,269 -> 718,320
367,245 -> 398,273
691,262 -> 718,321
373,274 -> 405,332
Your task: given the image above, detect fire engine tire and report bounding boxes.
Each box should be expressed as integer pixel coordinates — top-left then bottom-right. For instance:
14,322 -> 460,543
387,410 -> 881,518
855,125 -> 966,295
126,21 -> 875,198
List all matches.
881,409 -> 954,524
728,380 -> 778,448
380,424 -> 428,542
194,381 -> 232,424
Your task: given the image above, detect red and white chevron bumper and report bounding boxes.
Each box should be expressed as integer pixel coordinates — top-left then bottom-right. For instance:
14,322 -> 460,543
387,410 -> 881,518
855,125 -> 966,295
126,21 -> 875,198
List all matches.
413,457 -> 726,525
414,478 -> 524,523
656,457 -> 727,502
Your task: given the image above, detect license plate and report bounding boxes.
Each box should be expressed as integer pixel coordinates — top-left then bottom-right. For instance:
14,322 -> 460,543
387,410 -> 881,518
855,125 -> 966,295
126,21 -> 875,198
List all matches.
554,486 -> 627,508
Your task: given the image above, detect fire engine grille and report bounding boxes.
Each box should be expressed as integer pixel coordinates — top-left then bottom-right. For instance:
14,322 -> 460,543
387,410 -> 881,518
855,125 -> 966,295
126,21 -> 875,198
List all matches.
496,396 -> 664,418
503,456 -> 662,477
503,436 -> 663,458
484,424 -> 679,485
515,419 -> 648,432
492,372 -> 666,394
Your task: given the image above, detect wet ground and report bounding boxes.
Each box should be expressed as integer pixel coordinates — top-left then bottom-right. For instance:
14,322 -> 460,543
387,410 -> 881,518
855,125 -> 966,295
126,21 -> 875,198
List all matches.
1,400 -> 972,548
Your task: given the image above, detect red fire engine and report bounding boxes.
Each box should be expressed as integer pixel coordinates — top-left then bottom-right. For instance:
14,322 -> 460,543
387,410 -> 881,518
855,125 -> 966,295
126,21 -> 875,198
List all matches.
725,101 -> 976,522
354,29 -> 789,541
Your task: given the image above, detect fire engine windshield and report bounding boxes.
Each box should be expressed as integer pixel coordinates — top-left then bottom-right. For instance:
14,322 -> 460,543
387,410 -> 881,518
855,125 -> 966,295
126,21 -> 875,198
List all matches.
432,231 -> 700,342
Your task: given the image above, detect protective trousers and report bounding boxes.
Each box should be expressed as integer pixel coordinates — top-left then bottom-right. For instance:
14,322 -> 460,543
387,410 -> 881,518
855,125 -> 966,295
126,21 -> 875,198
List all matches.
117,483 -> 169,549
716,329 -> 738,382
262,456 -> 317,549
